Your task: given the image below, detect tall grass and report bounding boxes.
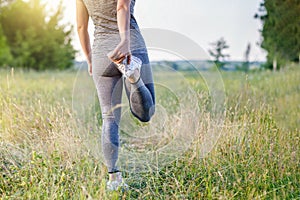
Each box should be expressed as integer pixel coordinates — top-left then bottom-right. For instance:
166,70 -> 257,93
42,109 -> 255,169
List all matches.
0,66 -> 299,199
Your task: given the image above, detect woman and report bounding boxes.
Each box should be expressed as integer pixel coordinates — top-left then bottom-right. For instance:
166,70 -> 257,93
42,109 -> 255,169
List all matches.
76,0 -> 155,191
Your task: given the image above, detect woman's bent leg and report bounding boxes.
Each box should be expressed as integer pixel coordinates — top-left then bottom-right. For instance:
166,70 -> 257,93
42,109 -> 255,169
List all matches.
124,53 -> 155,122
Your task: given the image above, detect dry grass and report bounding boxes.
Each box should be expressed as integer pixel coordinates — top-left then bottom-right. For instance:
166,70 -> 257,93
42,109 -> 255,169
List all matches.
0,66 -> 299,199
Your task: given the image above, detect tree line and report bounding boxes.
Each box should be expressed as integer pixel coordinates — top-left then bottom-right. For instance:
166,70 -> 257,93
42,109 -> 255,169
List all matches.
0,0 -> 75,70
209,0 -> 299,70
255,0 -> 300,70
0,0 -> 299,70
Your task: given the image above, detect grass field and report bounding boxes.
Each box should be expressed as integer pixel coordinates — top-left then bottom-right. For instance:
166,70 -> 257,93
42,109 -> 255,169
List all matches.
0,65 -> 299,199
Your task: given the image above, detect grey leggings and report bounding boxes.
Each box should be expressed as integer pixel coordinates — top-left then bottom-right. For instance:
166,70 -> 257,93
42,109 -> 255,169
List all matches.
92,53 -> 155,173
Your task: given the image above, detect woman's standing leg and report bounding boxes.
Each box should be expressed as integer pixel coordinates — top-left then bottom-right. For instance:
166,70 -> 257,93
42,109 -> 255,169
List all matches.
92,58 -> 123,173
124,53 -> 156,122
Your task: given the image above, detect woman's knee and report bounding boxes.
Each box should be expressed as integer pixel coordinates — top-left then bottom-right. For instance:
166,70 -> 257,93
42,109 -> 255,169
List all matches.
134,104 -> 155,122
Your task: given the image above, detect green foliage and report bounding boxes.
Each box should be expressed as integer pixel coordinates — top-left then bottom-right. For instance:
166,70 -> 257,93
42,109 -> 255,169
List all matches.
0,24 -> 12,66
0,0 -> 75,70
208,37 -> 230,68
256,0 -> 300,69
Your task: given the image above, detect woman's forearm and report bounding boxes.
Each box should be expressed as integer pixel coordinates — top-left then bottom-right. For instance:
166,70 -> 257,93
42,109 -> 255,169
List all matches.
107,0 -> 131,63
116,0 -> 131,41
77,28 -> 92,64
76,0 -> 91,64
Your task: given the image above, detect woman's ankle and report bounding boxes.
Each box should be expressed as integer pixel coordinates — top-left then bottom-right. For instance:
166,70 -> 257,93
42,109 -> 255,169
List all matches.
128,69 -> 141,83
108,171 -> 121,181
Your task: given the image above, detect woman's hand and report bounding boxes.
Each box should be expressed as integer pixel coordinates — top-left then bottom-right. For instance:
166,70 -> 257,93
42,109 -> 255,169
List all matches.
88,61 -> 92,76
107,39 -> 131,64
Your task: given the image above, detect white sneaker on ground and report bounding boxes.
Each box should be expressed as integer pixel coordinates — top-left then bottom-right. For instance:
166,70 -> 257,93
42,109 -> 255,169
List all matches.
106,172 -> 129,191
115,56 -> 142,82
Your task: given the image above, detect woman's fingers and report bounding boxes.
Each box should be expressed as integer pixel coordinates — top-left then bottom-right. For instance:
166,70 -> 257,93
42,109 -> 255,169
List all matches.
116,51 -> 124,60
107,50 -> 119,62
107,50 -> 130,63
115,55 -> 126,63
107,50 -> 117,60
127,54 -> 131,64
107,39 -> 131,63
88,64 -> 92,76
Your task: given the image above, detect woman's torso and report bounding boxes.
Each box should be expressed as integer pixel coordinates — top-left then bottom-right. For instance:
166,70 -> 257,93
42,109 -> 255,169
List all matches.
81,0 -> 147,55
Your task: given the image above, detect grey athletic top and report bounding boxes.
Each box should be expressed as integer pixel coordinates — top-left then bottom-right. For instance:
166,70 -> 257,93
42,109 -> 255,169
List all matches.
79,0 -> 147,55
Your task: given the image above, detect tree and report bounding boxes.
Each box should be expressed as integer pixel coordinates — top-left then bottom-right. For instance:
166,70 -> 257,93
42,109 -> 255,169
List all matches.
242,43 -> 251,71
244,43 -> 251,63
0,24 -> 12,66
0,0 -> 75,70
255,0 -> 300,70
208,37 -> 230,68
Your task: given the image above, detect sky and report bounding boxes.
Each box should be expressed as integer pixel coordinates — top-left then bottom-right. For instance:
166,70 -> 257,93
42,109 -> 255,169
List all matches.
43,0 -> 267,62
